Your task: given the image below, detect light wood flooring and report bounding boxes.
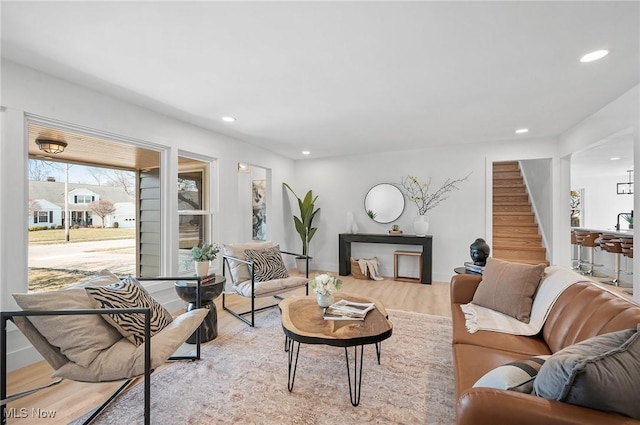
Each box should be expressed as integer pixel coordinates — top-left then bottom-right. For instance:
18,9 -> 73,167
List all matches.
5,274 -> 451,424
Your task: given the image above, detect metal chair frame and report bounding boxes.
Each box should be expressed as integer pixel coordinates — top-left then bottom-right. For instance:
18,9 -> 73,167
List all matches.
1,275 -> 209,425
222,250 -> 309,327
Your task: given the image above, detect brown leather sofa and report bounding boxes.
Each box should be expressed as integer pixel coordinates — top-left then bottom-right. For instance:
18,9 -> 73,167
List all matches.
451,273 -> 640,425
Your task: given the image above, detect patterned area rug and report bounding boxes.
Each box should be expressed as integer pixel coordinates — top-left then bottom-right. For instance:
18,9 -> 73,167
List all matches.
75,309 -> 454,424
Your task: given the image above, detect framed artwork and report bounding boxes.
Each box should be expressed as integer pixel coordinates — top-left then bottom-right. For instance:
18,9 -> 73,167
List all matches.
252,179 -> 266,240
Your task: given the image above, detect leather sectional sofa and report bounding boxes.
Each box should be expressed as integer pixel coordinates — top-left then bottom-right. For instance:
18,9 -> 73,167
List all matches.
450,271 -> 640,425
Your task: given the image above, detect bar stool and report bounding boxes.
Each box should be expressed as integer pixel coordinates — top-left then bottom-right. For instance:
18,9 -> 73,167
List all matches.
570,230 -> 581,270
601,236 -> 622,286
620,237 -> 634,296
575,231 -> 601,275
393,250 -> 422,283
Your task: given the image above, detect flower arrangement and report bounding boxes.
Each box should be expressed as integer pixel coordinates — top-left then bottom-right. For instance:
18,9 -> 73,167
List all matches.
191,242 -> 220,262
400,173 -> 470,215
309,273 -> 343,295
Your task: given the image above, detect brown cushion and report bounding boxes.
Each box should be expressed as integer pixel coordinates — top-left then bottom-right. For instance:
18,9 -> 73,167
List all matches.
471,257 -> 546,323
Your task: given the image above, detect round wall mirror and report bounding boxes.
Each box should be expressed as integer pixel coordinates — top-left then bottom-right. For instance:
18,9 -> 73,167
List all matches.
364,183 -> 405,223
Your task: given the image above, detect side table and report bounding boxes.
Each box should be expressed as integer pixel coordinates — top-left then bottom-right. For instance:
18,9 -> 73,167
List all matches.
454,266 -> 482,275
175,275 -> 226,343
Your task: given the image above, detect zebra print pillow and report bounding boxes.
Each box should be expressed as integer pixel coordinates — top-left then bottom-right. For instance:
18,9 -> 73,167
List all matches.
85,280 -> 173,346
244,245 -> 289,282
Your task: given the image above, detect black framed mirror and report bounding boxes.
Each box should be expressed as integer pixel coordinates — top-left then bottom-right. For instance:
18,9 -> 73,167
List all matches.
364,183 -> 405,223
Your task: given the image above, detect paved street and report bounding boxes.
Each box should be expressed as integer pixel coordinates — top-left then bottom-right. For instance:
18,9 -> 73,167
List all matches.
29,239 -> 136,275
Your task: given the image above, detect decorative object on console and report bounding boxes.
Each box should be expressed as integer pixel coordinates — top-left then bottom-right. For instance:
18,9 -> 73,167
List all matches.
309,273 -> 343,307
389,224 -> 402,235
469,238 -> 491,266
283,183 -> 320,273
399,173 -> 470,236
191,242 -> 220,277
346,211 -> 358,234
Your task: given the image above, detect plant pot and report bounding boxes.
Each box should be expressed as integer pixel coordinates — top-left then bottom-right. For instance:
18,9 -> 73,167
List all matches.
413,215 -> 430,236
195,260 -> 210,277
295,257 -> 309,274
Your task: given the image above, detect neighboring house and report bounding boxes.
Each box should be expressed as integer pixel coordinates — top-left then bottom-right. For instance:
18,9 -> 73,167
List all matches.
28,180 -> 135,228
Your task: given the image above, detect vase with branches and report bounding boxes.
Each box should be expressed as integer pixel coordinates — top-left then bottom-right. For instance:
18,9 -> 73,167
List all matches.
400,173 -> 470,236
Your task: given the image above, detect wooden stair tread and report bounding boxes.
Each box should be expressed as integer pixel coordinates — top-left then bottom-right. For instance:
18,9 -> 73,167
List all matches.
494,245 -> 546,252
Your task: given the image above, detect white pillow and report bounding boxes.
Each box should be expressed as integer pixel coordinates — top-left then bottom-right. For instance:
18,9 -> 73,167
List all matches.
473,355 -> 550,393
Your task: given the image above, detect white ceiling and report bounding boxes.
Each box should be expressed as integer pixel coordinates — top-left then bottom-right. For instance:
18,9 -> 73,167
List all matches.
2,1 -> 638,161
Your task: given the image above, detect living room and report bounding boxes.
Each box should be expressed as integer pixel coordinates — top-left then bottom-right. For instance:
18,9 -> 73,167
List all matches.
1,1 -> 639,423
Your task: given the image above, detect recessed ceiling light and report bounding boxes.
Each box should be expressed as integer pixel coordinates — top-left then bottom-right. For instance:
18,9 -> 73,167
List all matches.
515,128 -> 529,134
301,150 -> 310,155
221,116 -> 236,122
580,49 -> 609,63
610,157 -> 621,161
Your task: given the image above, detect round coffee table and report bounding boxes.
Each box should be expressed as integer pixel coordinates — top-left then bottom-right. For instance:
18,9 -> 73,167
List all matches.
279,293 -> 393,406
175,275 -> 225,343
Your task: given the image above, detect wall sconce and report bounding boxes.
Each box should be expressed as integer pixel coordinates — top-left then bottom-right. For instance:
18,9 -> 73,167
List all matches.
617,170 -> 634,195
238,163 -> 251,173
36,139 -> 68,154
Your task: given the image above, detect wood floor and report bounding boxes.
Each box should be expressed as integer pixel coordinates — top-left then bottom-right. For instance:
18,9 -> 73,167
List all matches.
5,274 -> 452,424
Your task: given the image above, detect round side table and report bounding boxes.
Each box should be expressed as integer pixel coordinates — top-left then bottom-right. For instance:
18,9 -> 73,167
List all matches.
175,275 -> 226,343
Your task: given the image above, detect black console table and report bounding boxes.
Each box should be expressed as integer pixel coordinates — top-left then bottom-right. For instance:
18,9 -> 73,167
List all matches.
338,233 -> 433,284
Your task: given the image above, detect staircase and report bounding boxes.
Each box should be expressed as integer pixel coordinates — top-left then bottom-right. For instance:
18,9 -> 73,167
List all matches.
492,161 -> 548,265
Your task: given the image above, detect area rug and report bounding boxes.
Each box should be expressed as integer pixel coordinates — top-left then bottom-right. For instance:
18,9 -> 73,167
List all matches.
74,309 -> 454,425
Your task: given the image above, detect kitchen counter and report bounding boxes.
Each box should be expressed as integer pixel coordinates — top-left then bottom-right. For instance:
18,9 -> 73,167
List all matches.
572,227 -> 634,237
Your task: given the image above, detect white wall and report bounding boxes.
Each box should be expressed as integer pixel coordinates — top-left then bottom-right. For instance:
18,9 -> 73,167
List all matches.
520,158 -> 553,257
292,137 -> 559,282
0,59 -> 297,369
572,173 -> 634,230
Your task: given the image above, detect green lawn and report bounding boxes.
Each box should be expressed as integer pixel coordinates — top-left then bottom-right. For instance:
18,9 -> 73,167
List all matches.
29,227 -> 135,244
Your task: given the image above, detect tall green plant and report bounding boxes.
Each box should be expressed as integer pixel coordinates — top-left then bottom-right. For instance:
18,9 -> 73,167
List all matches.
283,183 -> 320,257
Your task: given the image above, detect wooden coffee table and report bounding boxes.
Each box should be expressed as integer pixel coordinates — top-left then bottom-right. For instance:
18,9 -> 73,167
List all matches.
279,293 -> 393,406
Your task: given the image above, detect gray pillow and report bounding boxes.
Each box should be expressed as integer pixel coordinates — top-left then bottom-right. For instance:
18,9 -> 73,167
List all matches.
533,325 -> 640,419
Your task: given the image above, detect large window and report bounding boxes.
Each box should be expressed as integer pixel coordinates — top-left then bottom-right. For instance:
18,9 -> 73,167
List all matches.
178,157 -> 213,274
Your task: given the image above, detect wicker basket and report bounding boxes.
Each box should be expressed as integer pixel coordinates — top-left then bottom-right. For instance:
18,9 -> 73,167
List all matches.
350,258 -> 371,280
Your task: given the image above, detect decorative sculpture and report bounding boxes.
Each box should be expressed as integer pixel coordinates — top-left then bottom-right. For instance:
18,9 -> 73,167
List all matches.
470,238 -> 491,266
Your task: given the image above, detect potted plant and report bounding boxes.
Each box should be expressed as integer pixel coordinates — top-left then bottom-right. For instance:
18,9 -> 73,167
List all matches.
191,242 -> 220,277
283,183 -> 320,273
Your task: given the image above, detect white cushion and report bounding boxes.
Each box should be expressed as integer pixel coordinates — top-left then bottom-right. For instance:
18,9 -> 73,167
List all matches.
53,308 -> 208,382
235,276 -> 308,298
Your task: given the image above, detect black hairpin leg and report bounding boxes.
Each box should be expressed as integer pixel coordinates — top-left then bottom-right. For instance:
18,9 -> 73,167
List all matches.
286,337 -> 301,392
375,342 -> 381,365
345,345 -> 365,406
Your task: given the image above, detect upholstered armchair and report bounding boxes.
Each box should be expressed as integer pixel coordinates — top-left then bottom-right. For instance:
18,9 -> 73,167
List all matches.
221,241 -> 309,326
1,270 -> 208,425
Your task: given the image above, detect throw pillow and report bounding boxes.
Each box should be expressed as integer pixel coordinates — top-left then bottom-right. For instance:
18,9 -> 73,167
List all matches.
243,245 -> 289,282
473,355 -> 550,393
471,257 -> 546,323
85,280 -> 173,346
223,241 -> 273,283
12,270 -> 123,367
533,325 -> 640,419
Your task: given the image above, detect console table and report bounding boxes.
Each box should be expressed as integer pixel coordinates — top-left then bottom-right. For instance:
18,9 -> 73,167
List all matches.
338,233 -> 433,284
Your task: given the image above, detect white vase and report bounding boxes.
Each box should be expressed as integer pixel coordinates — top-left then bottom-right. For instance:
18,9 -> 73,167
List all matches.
316,293 -> 334,307
195,260 -> 210,277
413,215 -> 429,236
